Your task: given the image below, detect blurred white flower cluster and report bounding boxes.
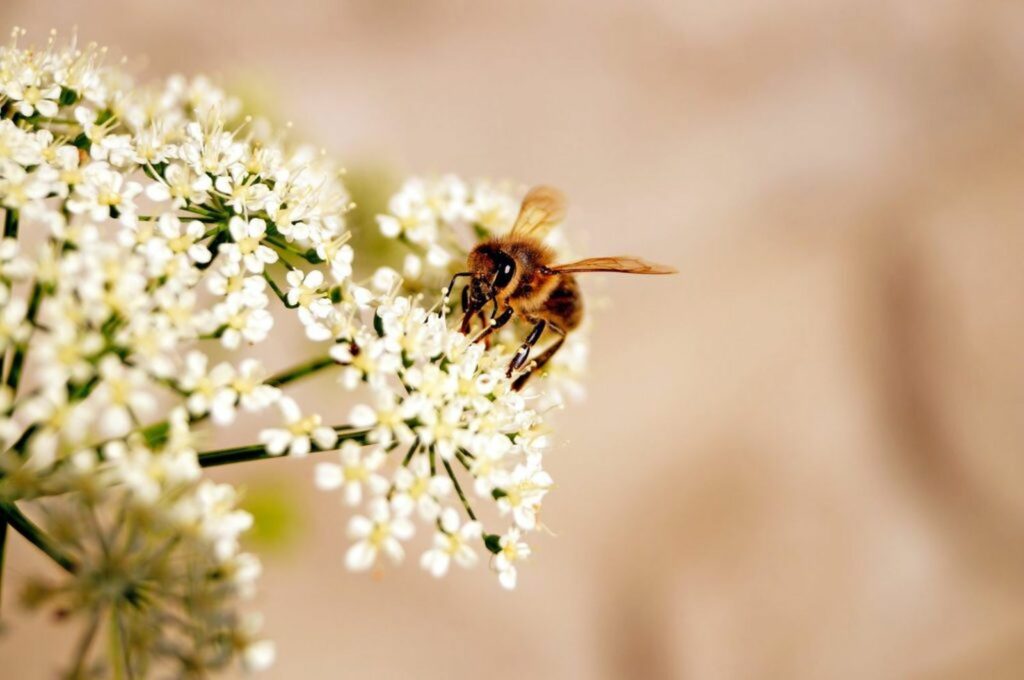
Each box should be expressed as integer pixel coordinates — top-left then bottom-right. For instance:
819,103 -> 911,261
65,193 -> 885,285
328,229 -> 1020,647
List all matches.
0,28 -> 589,677
0,28 -> 346,675
376,175 -> 521,279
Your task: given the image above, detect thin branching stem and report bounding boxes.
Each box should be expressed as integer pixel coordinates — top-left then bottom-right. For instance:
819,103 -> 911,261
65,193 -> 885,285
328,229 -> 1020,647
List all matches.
263,270 -> 298,308
71,607 -> 104,677
401,438 -> 420,466
0,515 -> 7,614
0,500 -> 77,573
3,207 -> 17,238
265,355 -> 335,387
443,459 -> 476,521
113,606 -> 135,680
5,280 -> 43,395
197,427 -> 369,468
0,207 -> 10,593
266,234 -> 323,264
455,448 -> 474,470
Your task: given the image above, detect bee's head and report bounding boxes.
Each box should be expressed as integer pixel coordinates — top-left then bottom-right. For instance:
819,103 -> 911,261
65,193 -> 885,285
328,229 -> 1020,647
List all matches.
462,243 -> 518,328
465,275 -> 493,315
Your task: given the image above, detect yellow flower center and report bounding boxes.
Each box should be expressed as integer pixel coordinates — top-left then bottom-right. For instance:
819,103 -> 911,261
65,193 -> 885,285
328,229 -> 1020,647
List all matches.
344,464 -> 368,483
288,415 -> 317,436
98,190 -> 121,207
168,234 -> 191,253
368,523 -> 390,547
237,236 -> 259,255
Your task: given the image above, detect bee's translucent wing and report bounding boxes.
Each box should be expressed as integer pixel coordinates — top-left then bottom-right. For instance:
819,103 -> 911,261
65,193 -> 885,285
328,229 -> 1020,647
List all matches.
546,256 -> 677,275
509,185 -> 566,240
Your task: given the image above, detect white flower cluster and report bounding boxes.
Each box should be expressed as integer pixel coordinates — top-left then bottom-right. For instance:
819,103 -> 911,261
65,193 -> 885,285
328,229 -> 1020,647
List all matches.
376,175 -> 521,281
0,28 -> 593,678
296,290 -> 552,589
0,28 -> 349,674
268,172 -> 599,589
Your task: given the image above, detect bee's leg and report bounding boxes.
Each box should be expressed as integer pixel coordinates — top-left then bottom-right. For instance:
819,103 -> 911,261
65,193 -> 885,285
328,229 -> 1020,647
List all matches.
507,320 -> 547,378
475,306 -> 514,344
457,284 -> 474,332
477,310 -> 490,346
482,299 -> 503,348
512,324 -> 566,391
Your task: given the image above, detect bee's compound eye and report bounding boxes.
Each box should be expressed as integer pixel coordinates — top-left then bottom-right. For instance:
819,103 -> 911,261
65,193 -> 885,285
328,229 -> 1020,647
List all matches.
493,253 -> 516,289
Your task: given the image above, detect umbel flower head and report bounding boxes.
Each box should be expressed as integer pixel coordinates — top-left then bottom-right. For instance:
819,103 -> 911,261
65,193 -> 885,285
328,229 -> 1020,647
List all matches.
20,413 -> 272,677
0,28 -> 589,676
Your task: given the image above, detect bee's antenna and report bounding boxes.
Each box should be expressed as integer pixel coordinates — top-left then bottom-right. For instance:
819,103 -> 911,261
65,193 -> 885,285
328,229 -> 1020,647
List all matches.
440,272 -> 471,319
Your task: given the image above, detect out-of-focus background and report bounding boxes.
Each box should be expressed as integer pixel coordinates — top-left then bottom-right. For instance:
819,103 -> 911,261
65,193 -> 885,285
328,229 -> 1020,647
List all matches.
3,1 -> 1024,678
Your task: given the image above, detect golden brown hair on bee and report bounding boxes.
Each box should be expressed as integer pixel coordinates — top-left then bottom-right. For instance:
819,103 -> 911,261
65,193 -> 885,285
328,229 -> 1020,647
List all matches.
467,236 -> 557,311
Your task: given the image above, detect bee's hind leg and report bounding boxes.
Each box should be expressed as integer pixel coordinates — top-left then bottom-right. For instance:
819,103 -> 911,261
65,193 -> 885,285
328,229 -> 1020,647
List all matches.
510,323 -> 565,390
508,320 -> 546,378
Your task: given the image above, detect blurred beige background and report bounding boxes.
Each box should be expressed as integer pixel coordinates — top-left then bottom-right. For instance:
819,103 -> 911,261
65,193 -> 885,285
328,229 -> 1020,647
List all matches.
4,1 -> 1024,678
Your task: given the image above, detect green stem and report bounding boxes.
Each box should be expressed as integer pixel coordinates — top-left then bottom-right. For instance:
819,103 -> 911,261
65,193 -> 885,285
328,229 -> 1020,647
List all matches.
6,281 -> 43,395
443,458 -> 476,521
196,230 -> 229,271
71,608 -> 103,676
0,514 -> 7,614
266,355 -> 335,387
263,270 -> 298,308
0,500 -> 77,573
0,209 -> 18,389
201,224 -> 224,240
401,438 -> 420,466
198,427 -> 368,468
266,234 -> 323,264
3,208 -> 18,238
182,203 -> 220,218
111,606 -> 134,680
455,448 -> 475,470
139,420 -> 175,448
138,214 -> 221,224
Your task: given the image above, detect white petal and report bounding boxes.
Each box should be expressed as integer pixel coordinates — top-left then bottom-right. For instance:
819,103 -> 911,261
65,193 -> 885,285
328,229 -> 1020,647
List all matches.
289,436 -> 311,457
314,463 -> 343,490
243,640 -> 276,672
260,430 -> 290,456
382,537 -> 405,564
145,183 -> 170,201
343,480 -> 363,506
377,215 -> 401,238
498,566 -> 518,590
349,404 -> 377,428
347,515 -> 373,539
312,426 -> 338,450
421,549 -> 450,578
345,541 -> 376,571
390,517 -> 415,541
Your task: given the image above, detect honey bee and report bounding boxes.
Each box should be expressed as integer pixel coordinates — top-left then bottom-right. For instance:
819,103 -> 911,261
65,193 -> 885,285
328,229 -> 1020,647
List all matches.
445,185 -> 676,390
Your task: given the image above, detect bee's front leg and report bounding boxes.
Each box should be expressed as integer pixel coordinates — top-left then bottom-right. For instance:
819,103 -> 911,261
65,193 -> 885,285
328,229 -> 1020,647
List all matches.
477,310 -> 490,347
475,306 -> 513,345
